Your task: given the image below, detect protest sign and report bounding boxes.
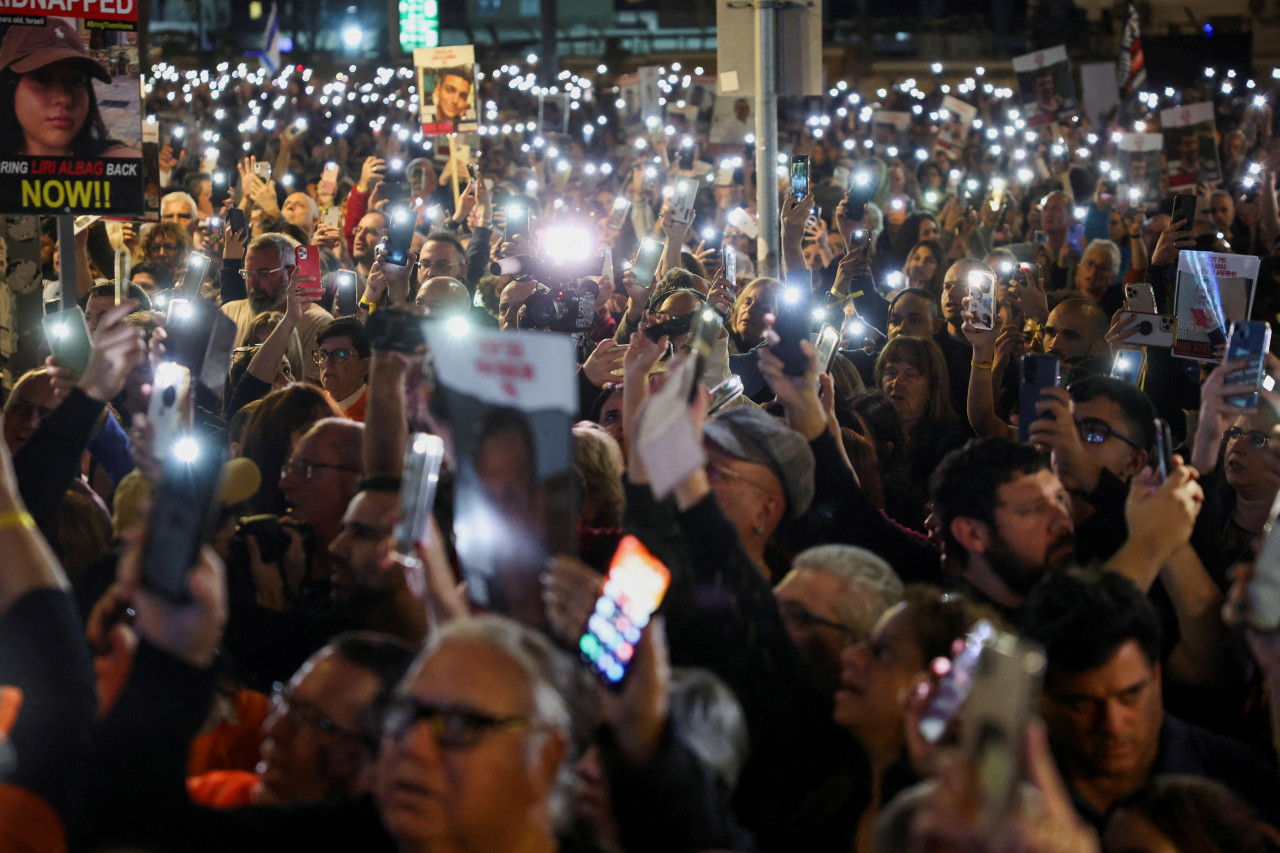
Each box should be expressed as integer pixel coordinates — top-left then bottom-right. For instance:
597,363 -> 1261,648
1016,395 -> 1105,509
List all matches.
934,95 -> 977,159
1013,45 -> 1079,127
1161,102 -> 1221,191
1172,250 -> 1259,361
414,45 -> 478,136
424,323 -> 576,629
0,12 -> 143,215
709,94 -> 753,145
1116,132 -> 1163,206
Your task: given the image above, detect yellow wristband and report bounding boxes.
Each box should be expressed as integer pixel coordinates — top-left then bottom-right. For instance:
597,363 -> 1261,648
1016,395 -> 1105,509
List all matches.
358,297 -> 378,314
828,286 -> 864,301
0,511 -> 35,533
971,360 -> 993,371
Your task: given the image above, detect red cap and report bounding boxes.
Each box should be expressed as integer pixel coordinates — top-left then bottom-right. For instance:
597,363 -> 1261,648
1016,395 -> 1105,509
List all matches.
0,19 -> 111,84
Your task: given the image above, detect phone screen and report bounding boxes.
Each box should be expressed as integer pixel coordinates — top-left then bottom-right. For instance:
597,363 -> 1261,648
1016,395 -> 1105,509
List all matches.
631,237 -> 665,289
1225,320 -> 1272,408
790,156 -> 810,201
708,374 -> 743,414
723,245 -> 737,284
1109,349 -> 1145,386
42,307 -> 93,378
393,432 -> 446,561
815,324 -> 840,372
385,205 -> 416,267
579,535 -> 671,690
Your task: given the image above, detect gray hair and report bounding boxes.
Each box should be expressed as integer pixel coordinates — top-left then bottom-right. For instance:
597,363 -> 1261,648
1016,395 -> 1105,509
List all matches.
161,191 -> 198,217
668,667 -> 750,792
1084,238 -> 1121,274
423,616 -> 578,829
789,544 -> 904,639
247,231 -> 301,268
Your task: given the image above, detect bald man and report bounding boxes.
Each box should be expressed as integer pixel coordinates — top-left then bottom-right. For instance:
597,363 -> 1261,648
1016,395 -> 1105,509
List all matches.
281,192 -> 320,234
415,277 -> 471,316
1043,298 -> 1108,360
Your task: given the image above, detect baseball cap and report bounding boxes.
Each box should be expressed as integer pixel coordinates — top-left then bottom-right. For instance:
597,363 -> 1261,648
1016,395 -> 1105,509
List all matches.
703,406 -> 815,519
0,19 -> 111,84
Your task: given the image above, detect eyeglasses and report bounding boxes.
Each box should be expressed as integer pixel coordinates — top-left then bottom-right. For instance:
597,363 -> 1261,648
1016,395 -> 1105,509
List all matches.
271,684 -> 372,746
1076,418 -> 1142,450
280,459 -> 362,480
777,601 -> 855,635
238,266 -> 286,280
312,347 -> 357,365
149,243 -> 179,254
381,694 -> 536,750
1224,425 -> 1272,449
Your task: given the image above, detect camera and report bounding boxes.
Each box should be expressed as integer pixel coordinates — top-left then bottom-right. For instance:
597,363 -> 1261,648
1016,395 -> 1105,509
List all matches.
523,280 -> 601,333
228,514 -> 316,569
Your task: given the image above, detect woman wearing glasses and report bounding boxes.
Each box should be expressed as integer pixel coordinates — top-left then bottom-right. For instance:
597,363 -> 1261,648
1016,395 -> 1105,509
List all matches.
1191,351 -> 1280,578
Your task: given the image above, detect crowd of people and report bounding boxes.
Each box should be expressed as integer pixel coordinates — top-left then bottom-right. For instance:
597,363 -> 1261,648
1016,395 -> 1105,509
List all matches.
5,36 -> 1280,853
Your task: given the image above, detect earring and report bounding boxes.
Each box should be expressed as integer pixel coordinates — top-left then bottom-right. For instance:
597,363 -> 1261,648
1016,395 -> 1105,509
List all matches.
752,525 -> 765,535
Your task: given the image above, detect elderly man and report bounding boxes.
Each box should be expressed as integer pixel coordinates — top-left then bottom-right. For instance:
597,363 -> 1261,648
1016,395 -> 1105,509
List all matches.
281,192 -> 321,235
161,191 -> 200,237
221,232 -> 333,382
415,276 -> 471,317
1072,239 -> 1121,305
774,545 -> 904,693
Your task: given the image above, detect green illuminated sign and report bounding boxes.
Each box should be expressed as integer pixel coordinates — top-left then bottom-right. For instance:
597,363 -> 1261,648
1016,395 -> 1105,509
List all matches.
399,0 -> 439,51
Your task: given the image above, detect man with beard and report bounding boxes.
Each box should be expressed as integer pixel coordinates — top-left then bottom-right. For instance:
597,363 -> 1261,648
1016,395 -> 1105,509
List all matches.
327,483 -> 434,643
1021,567 -> 1280,833
929,437 -> 1077,616
221,232 -> 333,383
351,211 -> 385,282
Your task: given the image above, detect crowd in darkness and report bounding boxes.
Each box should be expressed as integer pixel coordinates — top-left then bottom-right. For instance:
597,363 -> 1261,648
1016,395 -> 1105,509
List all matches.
4,25 -> 1280,853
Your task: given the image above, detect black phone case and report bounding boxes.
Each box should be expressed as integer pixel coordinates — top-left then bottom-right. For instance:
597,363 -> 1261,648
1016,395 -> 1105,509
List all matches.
1018,354 -> 1061,443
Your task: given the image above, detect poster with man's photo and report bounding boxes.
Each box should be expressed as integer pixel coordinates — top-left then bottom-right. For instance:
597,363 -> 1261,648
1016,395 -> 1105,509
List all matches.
1160,102 -> 1221,191
871,111 -> 912,154
414,45 -> 478,136
423,324 -> 577,630
0,12 -> 143,215
1172,250 -> 1259,361
934,95 -> 977,158
1116,133 -> 1164,206
1013,45 -> 1079,128
709,94 -> 754,146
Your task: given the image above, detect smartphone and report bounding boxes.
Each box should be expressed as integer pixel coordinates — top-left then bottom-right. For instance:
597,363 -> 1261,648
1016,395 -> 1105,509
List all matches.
988,177 -> 1007,212
688,308 -> 724,400
198,312 -> 239,394
671,175 -> 698,225
226,207 -> 247,237
319,161 -> 339,198
1034,230 -> 1049,247
773,276 -> 813,376
815,323 -> 840,372
1224,320 -> 1272,408
852,229 -> 872,252
42,307 -> 93,378
384,205 -> 416,267
1109,348 -> 1146,386
294,246 -> 323,301
723,245 -> 737,284
678,143 -> 695,171
918,620 -> 996,744
147,362 -> 191,458
1124,282 -> 1158,314
467,163 -> 480,185
1018,353 -> 1061,443
141,438 -> 227,600
790,155 -> 810,201
631,236 -> 665,289
708,374 -> 744,414
253,161 -> 271,183
1153,416 -> 1174,485
962,630 -> 1046,834
1171,193 -> 1198,229
607,196 -> 631,231
392,432 -> 446,562
968,270 -> 996,331
321,207 -> 342,228
1248,493 -> 1280,630
178,252 -> 211,297
1066,223 -> 1085,255
335,270 -> 358,316
366,308 -> 426,353
506,204 -> 529,242
382,159 -> 410,202
579,535 -> 672,690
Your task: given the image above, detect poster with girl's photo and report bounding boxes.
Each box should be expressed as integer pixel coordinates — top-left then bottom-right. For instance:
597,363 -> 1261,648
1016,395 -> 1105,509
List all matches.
0,12 -> 143,215
1013,45 -> 1079,128
1160,102 -> 1221,191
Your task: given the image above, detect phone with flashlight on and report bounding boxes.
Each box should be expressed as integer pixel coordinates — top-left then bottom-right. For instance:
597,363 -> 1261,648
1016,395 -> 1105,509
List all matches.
142,435 -> 227,600
42,307 -> 93,379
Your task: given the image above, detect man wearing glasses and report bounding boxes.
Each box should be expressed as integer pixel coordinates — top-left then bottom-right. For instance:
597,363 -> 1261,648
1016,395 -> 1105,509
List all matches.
220,232 -> 333,382
313,318 -> 370,422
